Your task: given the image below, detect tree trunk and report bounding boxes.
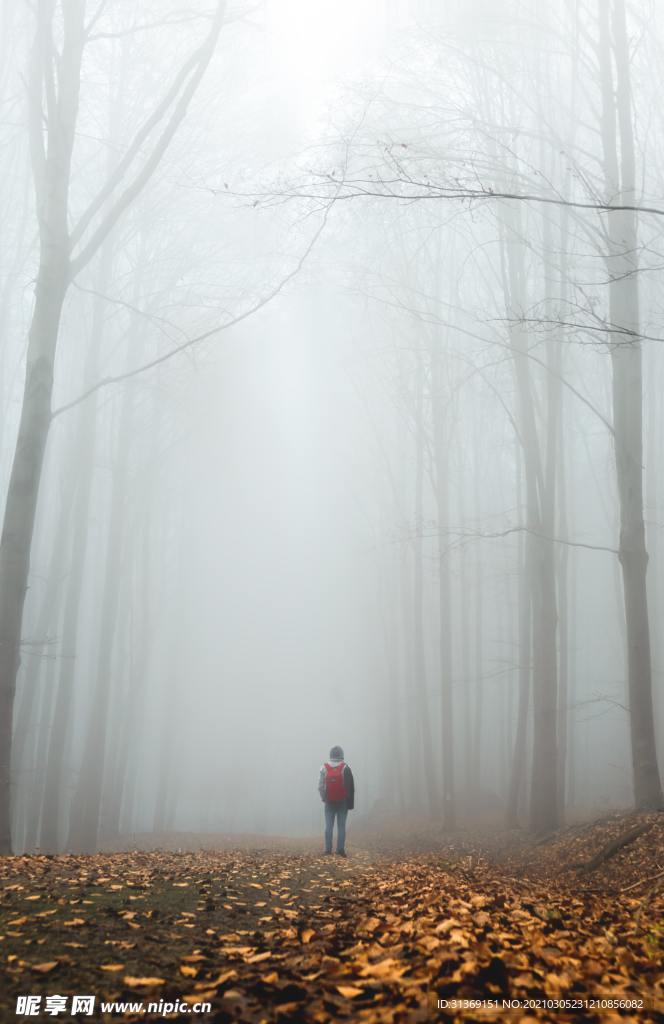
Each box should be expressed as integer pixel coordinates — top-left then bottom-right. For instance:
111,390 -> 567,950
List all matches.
0,1 -> 84,854
598,0 -> 663,809
499,209 -> 559,834
67,379 -> 135,853
541,193 -> 563,825
507,457 -> 531,827
412,347 -> 438,815
0,281 -> 69,853
102,502 -> 153,839
430,343 -> 455,828
457,478 -> 472,797
471,414 -> 484,802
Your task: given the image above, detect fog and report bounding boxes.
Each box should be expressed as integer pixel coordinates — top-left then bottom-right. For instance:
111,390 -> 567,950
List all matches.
1,0 -> 663,854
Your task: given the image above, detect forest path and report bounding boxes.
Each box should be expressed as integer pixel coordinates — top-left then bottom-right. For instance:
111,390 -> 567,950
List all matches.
1,833 -> 662,1022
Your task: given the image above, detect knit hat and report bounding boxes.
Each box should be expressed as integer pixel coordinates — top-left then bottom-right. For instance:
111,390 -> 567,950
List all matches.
329,745 -> 344,761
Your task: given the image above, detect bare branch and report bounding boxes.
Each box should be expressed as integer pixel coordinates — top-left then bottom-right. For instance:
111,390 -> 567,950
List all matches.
87,11 -> 215,41
71,281 -> 191,344
236,173 -> 664,218
52,202 -> 333,418
353,285 -> 615,436
413,524 -> 619,557
83,1 -> 109,38
69,1 -> 226,273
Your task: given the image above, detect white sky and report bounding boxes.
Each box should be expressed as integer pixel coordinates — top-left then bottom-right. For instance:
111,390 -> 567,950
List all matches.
268,0 -> 386,122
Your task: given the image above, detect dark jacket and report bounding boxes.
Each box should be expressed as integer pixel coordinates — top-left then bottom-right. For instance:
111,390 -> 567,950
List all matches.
318,760 -> 355,810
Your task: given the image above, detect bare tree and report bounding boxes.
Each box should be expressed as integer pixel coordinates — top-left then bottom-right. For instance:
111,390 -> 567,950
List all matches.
597,0 -> 663,810
0,0 -> 226,854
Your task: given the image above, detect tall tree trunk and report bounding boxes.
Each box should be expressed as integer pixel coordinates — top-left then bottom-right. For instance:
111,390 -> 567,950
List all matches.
430,342 -> 455,828
38,407 -> 100,851
500,209 -> 559,833
0,1 -> 84,853
472,544 -> 484,799
399,534 -> 419,807
567,541 -> 578,811
541,193 -> 563,825
383,582 -> 406,812
457,478 -> 472,798
470,409 -> 485,802
507,461 -> 531,827
102,497 -> 153,839
10,528 -> 68,801
598,0 -> 663,809
554,197 -> 571,820
412,347 -> 438,815
67,376 -> 135,853
556,409 -> 570,818
21,648 -> 58,852
152,616 -> 184,835
39,244 -> 111,852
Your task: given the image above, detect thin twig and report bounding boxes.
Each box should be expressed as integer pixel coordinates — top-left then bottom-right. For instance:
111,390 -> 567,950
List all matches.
52,202 -> 334,418
619,868 -> 664,894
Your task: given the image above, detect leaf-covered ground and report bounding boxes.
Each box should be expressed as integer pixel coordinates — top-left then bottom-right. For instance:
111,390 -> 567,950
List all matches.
1,813 -> 662,1022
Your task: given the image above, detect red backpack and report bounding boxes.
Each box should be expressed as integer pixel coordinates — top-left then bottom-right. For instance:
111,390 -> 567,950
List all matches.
324,762 -> 347,801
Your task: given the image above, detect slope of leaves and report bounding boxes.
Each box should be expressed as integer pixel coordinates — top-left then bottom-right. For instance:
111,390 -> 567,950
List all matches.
0,815 -> 662,1022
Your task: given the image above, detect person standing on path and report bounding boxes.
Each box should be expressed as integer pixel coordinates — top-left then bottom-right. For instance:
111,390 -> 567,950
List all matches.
318,745 -> 355,856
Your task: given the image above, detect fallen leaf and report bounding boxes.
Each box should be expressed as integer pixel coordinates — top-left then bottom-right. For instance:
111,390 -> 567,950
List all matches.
31,961 -> 59,973
123,976 -> 165,987
182,990 -> 217,1004
246,951 -> 271,964
205,969 -> 238,987
336,985 -> 364,998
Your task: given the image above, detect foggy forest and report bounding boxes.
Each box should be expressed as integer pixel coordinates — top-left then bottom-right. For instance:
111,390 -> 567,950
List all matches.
0,1 -> 663,1021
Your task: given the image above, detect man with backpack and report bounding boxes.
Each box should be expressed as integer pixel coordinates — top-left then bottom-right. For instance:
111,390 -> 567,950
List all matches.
318,745 -> 355,856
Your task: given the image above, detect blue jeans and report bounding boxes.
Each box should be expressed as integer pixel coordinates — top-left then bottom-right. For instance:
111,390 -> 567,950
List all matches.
324,801 -> 348,853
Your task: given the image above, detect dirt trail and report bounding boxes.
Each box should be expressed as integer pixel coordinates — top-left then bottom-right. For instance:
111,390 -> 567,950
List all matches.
1,824 -> 662,1022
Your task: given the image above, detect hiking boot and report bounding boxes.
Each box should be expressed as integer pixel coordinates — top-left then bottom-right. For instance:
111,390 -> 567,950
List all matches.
336,850 -> 347,857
